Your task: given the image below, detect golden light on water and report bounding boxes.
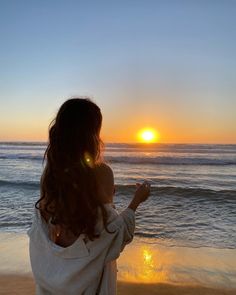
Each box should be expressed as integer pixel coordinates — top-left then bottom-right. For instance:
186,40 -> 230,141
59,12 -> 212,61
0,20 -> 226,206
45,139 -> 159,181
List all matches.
137,128 -> 159,143
141,247 -> 156,281
143,249 -> 153,264
118,244 -> 168,283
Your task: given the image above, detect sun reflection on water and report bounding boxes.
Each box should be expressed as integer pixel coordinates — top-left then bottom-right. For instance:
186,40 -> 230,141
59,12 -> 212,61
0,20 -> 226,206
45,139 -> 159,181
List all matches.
118,244 -> 168,283
141,246 -> 168,283
141,247 -> 155,281
143,249 -> 153,264
117,240 -> 236,288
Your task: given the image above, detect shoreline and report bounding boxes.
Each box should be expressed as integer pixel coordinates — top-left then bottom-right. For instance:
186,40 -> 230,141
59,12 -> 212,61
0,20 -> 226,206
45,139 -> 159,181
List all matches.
0,274 -> 235,295
1,232 -> 236,290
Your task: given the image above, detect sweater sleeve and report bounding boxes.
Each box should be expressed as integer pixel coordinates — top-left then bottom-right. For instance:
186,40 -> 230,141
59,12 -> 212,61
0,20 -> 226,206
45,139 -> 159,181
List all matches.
104,207 -> 135,263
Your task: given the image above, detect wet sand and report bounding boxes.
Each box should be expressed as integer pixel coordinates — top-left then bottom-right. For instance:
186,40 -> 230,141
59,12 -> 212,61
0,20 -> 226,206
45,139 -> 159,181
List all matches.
1,233 -> 236,294
0,275 -> 235,295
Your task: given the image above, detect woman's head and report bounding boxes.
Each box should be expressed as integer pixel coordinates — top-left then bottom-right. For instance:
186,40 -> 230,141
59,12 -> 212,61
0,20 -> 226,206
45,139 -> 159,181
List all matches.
36,98 -> 108,240
49,98 -> 103,165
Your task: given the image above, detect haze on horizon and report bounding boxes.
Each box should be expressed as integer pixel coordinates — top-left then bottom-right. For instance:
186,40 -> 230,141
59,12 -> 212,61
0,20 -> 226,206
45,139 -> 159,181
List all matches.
0,1 -> 235,144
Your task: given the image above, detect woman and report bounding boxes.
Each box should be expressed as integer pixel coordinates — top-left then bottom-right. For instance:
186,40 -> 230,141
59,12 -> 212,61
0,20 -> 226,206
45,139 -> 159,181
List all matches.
27,98 -> 150,295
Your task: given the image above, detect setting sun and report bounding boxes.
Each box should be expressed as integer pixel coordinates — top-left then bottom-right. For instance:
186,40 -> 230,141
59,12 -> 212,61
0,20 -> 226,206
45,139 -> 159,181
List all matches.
138,128 -> 159,143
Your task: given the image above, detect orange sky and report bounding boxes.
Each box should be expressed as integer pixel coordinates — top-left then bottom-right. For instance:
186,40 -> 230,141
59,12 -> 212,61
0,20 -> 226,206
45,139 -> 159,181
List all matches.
0,2 -> 236,144
0,96 -> 235,144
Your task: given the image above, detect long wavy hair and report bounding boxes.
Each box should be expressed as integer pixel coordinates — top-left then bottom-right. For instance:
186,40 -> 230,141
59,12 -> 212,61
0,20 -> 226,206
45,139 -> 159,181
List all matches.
35,98 -> 109,240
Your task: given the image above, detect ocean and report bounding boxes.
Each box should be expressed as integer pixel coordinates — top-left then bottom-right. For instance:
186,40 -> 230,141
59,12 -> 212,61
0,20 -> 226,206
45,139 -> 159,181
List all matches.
0,142 -> 236,250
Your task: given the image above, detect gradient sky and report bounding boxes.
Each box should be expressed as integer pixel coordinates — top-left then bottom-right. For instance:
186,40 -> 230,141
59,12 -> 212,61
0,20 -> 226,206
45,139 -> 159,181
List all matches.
0,1 -> 235,143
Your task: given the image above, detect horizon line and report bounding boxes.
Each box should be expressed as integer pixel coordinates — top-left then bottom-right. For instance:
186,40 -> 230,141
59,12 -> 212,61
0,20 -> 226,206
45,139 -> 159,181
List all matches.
0,140 -> 236,145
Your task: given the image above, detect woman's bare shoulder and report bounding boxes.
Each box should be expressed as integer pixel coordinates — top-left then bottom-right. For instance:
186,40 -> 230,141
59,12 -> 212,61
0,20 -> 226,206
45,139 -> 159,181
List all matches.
94,162 -> 114,203
94,162 -> 114,179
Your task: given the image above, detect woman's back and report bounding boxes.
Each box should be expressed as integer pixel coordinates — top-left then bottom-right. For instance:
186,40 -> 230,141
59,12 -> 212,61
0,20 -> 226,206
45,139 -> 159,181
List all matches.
28,202 -> 135,294
40,163 -> 115,248
28,98 -> 150,295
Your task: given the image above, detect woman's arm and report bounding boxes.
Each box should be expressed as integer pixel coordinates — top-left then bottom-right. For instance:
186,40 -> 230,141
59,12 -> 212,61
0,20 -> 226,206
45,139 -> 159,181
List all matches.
103,181 -> 151,263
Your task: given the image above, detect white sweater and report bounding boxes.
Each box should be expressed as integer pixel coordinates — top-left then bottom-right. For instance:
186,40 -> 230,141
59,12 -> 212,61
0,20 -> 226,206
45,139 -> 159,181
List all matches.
27,204 -> 135,295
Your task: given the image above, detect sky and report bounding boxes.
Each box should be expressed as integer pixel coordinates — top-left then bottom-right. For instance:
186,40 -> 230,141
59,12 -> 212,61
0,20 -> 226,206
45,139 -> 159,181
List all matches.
0,0 -> 235,143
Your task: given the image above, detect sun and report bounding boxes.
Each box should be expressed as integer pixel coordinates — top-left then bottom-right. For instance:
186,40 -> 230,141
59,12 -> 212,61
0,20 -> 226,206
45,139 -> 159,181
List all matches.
137,128 -> 159,143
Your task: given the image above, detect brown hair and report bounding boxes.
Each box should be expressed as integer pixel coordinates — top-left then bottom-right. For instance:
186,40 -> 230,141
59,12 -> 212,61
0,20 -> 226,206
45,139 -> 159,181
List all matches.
35,98 -> 110,240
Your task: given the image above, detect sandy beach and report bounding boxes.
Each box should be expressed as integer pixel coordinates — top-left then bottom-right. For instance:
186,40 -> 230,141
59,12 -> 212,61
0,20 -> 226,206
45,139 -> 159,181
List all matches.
0,275 -> 236,295
0,233 -> 236,294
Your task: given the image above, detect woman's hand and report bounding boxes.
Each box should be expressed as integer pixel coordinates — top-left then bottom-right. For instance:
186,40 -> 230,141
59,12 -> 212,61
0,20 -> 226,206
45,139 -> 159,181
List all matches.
128,181 -> 151,212
134,181 -> 151,203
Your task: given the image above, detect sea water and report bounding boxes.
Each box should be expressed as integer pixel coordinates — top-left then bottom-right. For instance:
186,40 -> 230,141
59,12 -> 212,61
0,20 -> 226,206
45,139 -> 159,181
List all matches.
1,142 -> 236,288
0,142 -> 235,249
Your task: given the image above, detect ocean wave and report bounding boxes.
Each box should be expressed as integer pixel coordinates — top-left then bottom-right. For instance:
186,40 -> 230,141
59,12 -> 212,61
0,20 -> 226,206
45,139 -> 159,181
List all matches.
115,184 -> 236,198
1,179 -> 235,199
0,146 -> 45,151
0,180 -> 40,189
105,144 -> 236,154
0,142 -> 46,146
1,153 -> 236,165
106,156 -> 236,166
0,154 -> 43,161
